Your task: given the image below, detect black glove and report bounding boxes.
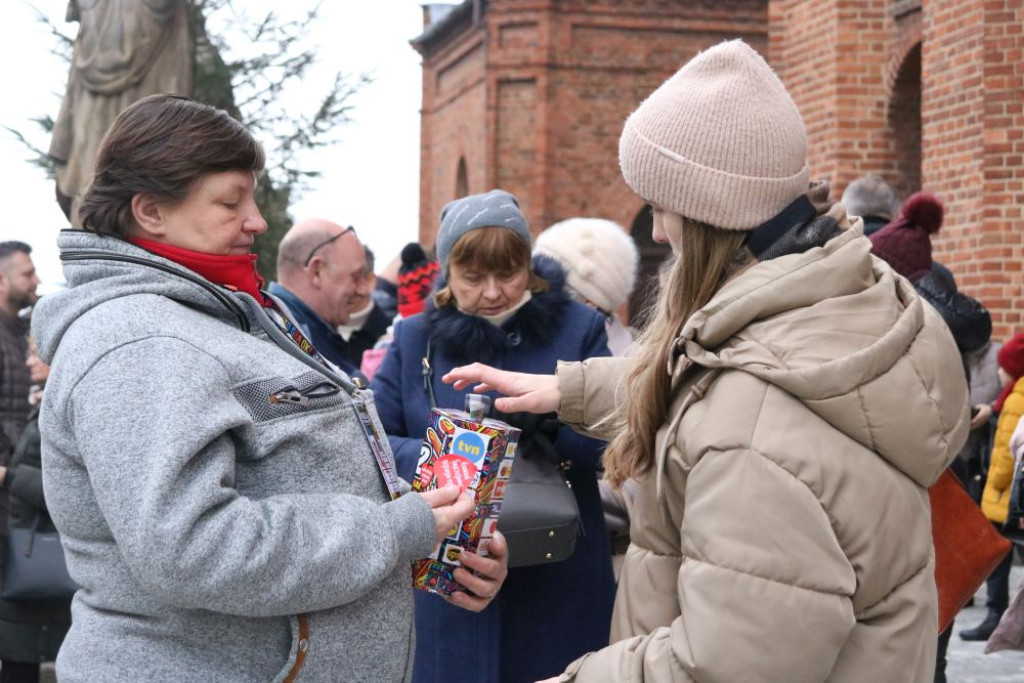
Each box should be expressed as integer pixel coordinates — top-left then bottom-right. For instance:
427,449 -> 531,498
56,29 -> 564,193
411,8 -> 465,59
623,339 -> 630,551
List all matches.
492,410 -> 563,466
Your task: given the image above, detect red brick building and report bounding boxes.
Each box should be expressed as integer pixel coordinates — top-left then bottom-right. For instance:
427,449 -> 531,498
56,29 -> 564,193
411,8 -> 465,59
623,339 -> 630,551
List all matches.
413,0 -> 1024,334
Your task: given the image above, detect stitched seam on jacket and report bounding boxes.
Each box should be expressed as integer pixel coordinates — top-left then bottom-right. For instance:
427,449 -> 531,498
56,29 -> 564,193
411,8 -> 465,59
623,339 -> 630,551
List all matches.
625,543 -> 683,560
904,350 -> 952,453
682,553 -> 851,598
691,447 -> 854,595
854,386 -> 878,452
855,558 -> 932,616
65,334 -> 233,426
698,382 -> 855,597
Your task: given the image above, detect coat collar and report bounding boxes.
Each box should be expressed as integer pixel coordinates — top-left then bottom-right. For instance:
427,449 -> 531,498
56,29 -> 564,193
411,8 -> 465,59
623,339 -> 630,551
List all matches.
427,256 -> 571,365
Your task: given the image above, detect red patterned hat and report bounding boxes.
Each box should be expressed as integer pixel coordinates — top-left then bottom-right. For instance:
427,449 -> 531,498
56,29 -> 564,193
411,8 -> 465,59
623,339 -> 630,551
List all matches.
398,243 -> 440,318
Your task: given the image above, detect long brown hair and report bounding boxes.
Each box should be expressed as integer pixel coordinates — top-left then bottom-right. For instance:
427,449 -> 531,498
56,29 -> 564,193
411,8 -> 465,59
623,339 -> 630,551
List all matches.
78,95 -> 265,238
603,218 -> 752,487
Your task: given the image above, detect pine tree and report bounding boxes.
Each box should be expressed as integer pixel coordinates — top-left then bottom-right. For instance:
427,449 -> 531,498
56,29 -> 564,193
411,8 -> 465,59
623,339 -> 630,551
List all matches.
7,0 -> 369,281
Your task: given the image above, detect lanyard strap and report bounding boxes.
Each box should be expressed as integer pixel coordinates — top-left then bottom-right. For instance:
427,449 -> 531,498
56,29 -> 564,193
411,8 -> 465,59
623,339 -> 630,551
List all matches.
422,339 -> 437,409
264,301 -> 335,370
350,392 -> 403,500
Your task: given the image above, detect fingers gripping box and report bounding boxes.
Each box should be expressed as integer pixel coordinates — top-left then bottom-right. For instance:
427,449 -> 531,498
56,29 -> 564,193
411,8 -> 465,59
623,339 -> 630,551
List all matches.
411,408 -> 520,596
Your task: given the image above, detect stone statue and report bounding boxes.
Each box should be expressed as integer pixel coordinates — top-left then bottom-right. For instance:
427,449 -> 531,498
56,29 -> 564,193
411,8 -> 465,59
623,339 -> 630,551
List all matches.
48,0 -> 193,223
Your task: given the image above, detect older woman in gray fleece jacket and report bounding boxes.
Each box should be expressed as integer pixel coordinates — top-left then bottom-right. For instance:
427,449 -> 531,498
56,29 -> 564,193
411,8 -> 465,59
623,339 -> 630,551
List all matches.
31,95 -> 507,682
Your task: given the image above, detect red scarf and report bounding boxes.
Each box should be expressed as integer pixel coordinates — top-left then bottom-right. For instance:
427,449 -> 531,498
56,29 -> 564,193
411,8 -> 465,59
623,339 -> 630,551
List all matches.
994,377 -> 1024,415
129,238 -> 266,304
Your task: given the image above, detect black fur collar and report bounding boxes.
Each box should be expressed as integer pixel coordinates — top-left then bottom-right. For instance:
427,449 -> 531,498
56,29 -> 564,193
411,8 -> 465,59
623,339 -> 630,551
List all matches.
427,256 -> 571,365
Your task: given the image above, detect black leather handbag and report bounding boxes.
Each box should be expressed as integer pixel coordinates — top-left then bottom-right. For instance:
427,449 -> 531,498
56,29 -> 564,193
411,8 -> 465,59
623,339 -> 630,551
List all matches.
495,412 -> 581,568
2,517 -> 78,601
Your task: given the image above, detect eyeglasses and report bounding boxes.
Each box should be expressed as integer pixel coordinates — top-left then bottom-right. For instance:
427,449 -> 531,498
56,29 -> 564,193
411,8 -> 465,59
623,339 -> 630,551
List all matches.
303,226 -> 356,267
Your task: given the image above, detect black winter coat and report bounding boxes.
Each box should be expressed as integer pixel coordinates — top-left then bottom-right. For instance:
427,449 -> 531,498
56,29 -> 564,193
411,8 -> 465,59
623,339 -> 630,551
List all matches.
0,310 -> 30,464
0,406 -> 71,663
914,263 -> 991,355
339,302 -> 392,369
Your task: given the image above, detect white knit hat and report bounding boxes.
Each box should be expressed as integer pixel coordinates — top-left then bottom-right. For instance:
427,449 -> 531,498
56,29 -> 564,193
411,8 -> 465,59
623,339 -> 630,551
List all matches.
534,218 -> 638,314
619,40 -> 809,230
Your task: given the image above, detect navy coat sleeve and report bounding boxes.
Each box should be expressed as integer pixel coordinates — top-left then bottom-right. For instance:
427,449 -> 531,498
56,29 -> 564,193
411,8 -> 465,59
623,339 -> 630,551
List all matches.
371,320 -> 426,483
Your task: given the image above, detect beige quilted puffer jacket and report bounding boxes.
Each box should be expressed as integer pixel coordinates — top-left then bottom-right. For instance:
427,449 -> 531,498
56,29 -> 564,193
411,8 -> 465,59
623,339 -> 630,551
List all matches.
555,223 -> 970,682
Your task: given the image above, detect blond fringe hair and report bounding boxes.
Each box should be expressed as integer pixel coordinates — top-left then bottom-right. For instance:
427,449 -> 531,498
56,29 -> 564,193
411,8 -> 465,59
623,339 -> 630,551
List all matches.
603,218 -> 753,487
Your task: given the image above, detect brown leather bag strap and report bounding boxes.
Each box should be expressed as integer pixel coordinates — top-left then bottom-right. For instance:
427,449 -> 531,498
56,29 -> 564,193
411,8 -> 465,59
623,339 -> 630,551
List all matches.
283,614 -> 310,683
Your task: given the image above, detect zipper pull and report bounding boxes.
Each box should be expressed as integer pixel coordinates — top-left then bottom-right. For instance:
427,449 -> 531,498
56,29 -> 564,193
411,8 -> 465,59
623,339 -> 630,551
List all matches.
270,389 -> 309,406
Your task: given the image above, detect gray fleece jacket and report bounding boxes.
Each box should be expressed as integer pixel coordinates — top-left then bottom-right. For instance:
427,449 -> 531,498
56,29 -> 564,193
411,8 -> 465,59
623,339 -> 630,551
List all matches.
32,231 -> 437,682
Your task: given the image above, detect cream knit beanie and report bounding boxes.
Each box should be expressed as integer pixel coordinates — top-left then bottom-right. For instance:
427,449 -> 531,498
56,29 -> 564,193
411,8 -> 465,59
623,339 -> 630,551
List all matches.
619,40 -> 809,230
534,218 -> 638,314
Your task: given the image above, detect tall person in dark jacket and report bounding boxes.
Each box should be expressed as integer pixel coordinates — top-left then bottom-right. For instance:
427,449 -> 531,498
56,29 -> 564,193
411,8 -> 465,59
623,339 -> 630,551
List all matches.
372,189 -> 616,683
0,342 -> 70,683
335,246 -> 393,368
869,191 -> 991,682
270,218 -> 375,379
842,175 -> 901,237
0,243 -> 39,459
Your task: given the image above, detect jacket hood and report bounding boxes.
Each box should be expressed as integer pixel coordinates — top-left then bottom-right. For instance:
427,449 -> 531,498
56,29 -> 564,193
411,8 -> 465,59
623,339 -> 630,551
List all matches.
677,212 -> 969,488
32,230 -> 250,365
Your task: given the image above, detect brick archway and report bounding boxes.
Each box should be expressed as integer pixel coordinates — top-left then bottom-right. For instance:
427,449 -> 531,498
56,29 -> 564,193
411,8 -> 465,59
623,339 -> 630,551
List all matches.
887,42 -> 922,196
455,157 -> 469,198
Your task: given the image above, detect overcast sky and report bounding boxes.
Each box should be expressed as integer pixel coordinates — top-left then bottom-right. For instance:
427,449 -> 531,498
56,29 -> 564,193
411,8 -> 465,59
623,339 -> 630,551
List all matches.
0,0 -> 449,292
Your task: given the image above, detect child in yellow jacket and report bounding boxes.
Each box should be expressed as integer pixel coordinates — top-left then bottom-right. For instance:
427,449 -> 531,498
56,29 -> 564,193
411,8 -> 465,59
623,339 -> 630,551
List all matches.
962,333 -> 1024,641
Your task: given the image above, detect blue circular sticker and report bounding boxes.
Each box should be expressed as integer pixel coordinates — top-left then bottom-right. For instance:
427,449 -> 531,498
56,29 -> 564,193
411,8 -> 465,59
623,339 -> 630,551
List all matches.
452,432 -> 486,462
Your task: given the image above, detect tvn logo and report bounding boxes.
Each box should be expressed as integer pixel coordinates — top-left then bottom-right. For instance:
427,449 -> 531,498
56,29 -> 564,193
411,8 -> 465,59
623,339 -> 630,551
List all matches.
451,428 -> 491,466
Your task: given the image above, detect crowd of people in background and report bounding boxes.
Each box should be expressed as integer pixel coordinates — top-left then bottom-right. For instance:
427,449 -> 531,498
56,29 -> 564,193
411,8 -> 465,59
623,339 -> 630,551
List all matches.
0,37 -> 1023,683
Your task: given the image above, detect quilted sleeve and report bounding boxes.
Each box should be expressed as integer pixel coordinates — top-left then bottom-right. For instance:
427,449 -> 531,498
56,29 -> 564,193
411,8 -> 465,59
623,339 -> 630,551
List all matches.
561,447 -> 857,683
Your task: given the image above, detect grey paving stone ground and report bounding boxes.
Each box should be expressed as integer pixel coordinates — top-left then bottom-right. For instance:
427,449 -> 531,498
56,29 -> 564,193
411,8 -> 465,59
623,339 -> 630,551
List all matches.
947,565 -> 1024,682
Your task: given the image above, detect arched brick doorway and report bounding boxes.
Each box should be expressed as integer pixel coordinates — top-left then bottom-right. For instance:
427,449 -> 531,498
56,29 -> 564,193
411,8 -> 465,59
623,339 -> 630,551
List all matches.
628,206 -> 672,328
889,43 -> 922,196
455,157 -> 469,198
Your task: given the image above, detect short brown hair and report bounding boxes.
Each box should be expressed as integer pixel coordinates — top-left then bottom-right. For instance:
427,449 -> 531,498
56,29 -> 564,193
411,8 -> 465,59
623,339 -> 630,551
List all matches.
78,95 -> 265,238
433,227 -> 548,308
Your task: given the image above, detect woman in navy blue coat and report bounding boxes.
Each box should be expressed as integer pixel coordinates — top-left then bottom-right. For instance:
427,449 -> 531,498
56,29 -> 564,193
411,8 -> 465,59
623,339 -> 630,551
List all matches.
372,190 -> 616,683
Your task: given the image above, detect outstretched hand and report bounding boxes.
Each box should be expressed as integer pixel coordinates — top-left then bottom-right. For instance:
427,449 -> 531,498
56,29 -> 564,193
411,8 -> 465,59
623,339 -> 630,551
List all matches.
442,363 -> 561,415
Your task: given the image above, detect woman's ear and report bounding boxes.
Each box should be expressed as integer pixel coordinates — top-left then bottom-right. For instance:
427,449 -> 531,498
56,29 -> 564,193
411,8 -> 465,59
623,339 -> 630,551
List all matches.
130,194 -> 167,240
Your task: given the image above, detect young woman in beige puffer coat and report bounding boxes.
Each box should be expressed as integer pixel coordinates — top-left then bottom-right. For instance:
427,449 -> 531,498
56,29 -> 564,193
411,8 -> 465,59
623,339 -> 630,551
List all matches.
445,39 -> 970,683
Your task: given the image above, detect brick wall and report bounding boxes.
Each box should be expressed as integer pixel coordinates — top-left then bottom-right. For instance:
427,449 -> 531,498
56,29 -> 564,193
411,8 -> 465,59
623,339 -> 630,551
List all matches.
417,22 -> 488,247
416,0 -> 768,244
543,0 -> 767,233
924,0 -> 1024,339
977,0 -> 1024,336
769,0 -> 909,194
417,0 -> 1024,338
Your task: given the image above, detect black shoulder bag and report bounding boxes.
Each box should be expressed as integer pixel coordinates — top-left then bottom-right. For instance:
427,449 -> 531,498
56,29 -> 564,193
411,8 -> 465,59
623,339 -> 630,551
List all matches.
2,516 -> 79,601
422,342 -> 581,568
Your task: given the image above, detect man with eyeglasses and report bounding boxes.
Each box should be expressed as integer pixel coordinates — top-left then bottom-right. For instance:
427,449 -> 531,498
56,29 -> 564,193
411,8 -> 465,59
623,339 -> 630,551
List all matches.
270,219 -> 374,378
335,245 -> 392,370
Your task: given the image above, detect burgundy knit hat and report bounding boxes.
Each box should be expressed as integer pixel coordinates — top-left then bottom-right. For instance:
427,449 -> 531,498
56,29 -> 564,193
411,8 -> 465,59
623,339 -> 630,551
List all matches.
994,333 -> 1024,412
397,243 -> 440,318
998,333 -> 1024,379
868,192 -> 944,283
